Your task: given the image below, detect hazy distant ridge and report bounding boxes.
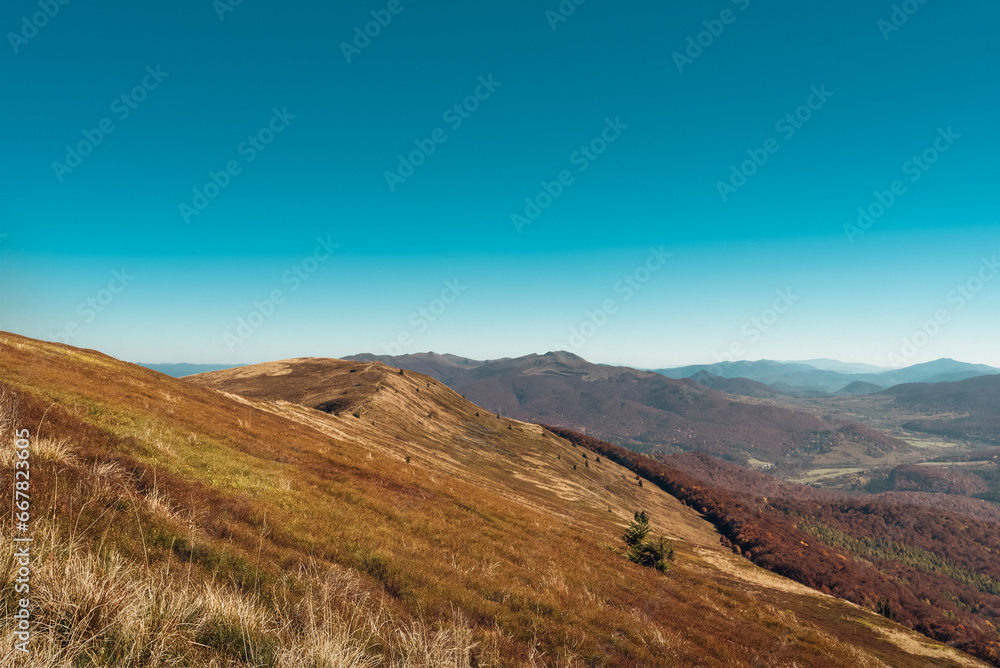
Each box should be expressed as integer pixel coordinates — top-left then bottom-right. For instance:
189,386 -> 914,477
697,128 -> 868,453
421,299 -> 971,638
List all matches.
656,358 -> 1000,394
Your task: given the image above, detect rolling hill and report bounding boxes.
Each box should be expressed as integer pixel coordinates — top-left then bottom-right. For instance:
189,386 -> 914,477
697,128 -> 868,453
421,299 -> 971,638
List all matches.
835,381 -> 886,396
882,375 -> 1000,445
1,332 -> 980,666
548,427 -> 1000,666
343,351 -> 910,467
656,358 -> 1000,395
686,370 -> 786,399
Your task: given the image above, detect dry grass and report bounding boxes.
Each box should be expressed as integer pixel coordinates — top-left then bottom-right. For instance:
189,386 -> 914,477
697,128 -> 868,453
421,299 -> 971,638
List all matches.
0,332 -> 988,667
1,383 -> 484,667
0,516 -> 481,668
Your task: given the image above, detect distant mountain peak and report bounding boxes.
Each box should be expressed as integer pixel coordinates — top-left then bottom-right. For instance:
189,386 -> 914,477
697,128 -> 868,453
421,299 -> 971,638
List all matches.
542,350 -> 587,362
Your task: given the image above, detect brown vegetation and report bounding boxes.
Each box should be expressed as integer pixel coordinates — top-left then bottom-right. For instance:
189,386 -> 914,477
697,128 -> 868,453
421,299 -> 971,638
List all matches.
869,464 -> 989,496
249,351 -> 913,467
0,333 -> 984,666
544,425 -> 1000,665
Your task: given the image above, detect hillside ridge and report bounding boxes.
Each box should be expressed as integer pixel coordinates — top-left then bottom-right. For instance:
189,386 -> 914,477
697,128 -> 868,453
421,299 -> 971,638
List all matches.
0,332 -> 985,667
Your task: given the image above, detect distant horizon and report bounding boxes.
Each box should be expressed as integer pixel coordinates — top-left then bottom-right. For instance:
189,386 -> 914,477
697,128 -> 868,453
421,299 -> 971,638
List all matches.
124,347 -> 998,374
4,4 -> 1000,665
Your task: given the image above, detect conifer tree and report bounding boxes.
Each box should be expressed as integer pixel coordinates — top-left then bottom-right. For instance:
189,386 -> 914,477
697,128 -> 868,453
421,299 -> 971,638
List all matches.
622,511 -> 674,573
623,511 -> 651,550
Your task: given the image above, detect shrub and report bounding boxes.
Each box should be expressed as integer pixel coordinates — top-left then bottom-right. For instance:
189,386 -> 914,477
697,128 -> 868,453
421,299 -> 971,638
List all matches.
622,511 -> 673,573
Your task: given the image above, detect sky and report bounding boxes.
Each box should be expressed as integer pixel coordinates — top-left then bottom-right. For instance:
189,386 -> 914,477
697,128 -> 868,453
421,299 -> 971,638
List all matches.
1,0 -> 997,368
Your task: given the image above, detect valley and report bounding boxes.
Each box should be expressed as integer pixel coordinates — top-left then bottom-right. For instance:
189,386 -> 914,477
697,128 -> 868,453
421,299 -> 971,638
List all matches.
9,5 -> 996,666
343,351 -> 1000,491
1,332 -> 993,666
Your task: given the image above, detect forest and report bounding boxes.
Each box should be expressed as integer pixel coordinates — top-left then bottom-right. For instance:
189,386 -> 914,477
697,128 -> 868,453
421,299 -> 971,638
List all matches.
543,425 -> 1000,665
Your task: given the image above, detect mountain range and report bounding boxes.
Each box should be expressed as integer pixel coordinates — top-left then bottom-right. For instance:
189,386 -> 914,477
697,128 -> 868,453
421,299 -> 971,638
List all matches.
656,358 -> 1000,395
191,348 -> 1000,664
344,351 -> 910,468
4,332 -> 984,666
882,374 -> 1000,445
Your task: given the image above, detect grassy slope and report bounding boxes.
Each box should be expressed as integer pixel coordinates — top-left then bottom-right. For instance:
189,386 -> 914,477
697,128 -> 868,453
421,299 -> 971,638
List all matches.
0,333 -> 985,667
338,352 -> 913,467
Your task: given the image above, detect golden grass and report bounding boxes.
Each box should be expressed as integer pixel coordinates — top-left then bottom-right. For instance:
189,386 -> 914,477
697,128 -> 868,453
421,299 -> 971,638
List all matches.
0,516 -> 484,668
0,332 -> 989,667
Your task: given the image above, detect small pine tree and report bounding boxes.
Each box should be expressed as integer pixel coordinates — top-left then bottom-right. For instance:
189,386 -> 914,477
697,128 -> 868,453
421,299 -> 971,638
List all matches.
622,511 -> 674,573
622,511 -> 651,549
585,460 -> 589,468
876,598 -> 894,620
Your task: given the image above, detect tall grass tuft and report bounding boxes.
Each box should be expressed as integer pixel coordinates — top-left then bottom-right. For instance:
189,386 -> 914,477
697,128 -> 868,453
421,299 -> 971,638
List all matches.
0,514 -> 481,667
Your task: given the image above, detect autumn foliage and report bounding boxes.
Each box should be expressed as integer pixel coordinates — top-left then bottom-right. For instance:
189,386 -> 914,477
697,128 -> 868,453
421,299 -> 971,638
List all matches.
544,425 -> 1000,666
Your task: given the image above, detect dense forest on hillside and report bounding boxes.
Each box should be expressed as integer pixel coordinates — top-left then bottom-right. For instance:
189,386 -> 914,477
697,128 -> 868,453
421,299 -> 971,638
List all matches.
883,376 -> 1000,444
867,464 -> 990,496
544,426 -> 1000,665
5,332 -> 970,668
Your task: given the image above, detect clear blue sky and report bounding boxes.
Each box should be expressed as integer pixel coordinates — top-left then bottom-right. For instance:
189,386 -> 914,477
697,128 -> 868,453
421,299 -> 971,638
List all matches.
1,0 -> 997,367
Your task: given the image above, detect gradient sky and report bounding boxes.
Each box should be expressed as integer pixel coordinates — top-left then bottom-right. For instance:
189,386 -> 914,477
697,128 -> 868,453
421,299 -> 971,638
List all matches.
1,1 -> 997,368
